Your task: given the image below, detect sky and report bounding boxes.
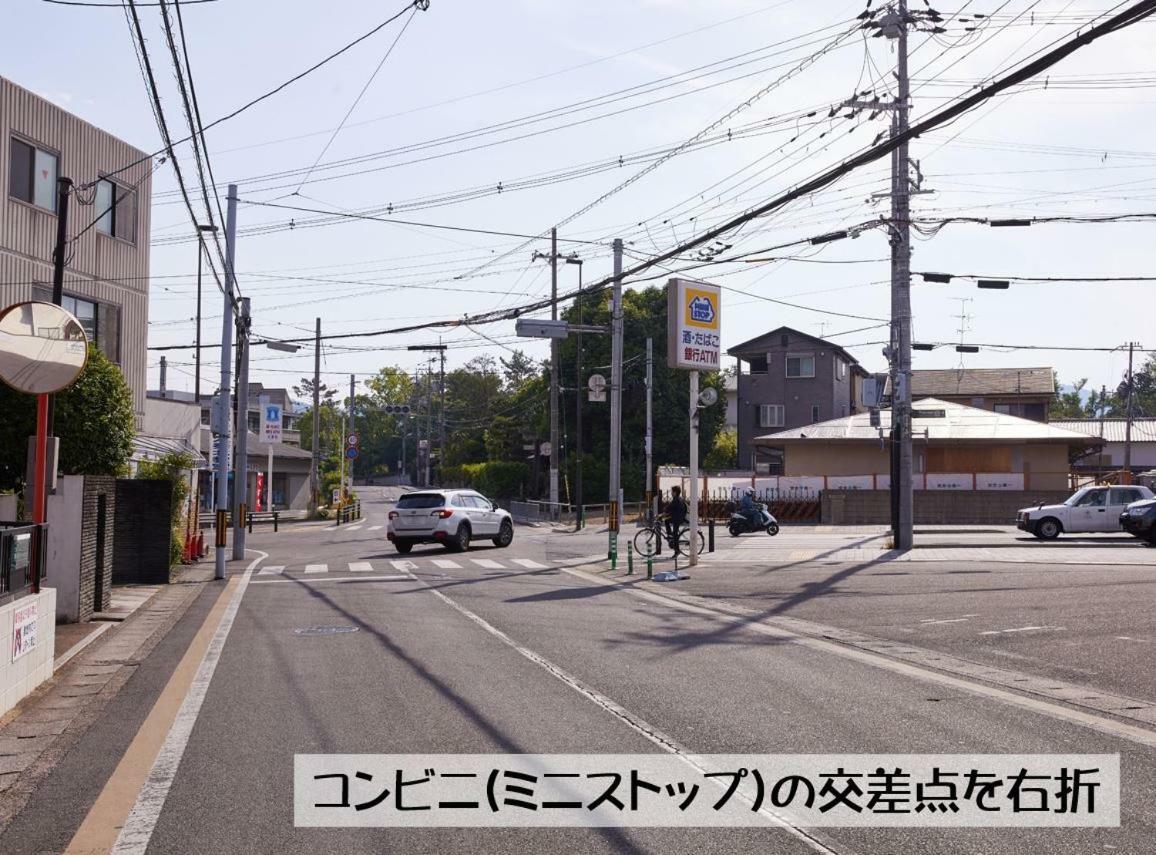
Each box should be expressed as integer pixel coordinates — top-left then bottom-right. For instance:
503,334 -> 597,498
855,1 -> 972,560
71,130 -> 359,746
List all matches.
5,0 -> 1154,403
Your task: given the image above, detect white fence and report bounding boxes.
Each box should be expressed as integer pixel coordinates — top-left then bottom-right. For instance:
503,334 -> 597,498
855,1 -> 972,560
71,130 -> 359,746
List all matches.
658,472 -> 1029,496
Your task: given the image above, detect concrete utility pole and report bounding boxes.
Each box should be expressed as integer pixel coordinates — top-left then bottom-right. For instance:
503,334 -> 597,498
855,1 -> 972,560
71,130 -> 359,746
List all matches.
349,373 -> 356,489
214,184 -> 238,580
425,362 -> 434,487
159,355 -> 168,398
438,343 -> 446,480
193,223 -> 217,404
887,0 -> 915,551
688,369 -> 700,568
609,238 -> 625,534
572,257 -> 585,529
309,318 -> 321,513
549,228 -> 560,508
233,296 -> 251,560
1124,342 -> 1137,475
645,337 -> 654,522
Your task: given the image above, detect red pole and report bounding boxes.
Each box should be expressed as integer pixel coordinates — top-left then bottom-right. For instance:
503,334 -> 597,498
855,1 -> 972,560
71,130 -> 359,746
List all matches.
31,393 -> 49,594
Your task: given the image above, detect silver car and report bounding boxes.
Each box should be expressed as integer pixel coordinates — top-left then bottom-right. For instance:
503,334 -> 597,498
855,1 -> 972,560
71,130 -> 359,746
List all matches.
387,489 -> 514,554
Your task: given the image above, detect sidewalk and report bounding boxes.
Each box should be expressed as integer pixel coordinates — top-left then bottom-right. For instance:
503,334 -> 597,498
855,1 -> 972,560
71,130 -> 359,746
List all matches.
694,524 -> 1154,566
0,559 -> 236,830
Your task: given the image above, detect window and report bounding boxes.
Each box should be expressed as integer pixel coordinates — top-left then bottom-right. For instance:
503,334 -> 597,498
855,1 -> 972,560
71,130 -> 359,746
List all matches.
1075,490 -> 1107,508
780,334 -> 789,347
758,404 -> 784,428
397,493 -> 446,509
33,288 -> 121,364
785,354 -> 815,378
201,408 -> 211,426
94,177 -> 137,242
747,355 -> 767,375
1110,488 -> 1143,505
835,358 -> 846,380
812,405 -> 821,423
993,403 -> 1011,415
247,412 -> 260,433
9,137 -> 58,211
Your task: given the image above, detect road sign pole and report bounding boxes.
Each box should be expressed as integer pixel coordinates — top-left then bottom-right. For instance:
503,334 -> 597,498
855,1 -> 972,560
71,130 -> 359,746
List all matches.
233,296 -> 251,561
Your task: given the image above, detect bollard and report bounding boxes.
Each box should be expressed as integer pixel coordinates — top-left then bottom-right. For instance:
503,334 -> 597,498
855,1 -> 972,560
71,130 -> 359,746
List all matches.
708,517 -> 715,553
627,542 -> 634,576
655,526 -> 662,556
647,549 -> 653,580
273,510 -> 279,533
247,511 -> 253,535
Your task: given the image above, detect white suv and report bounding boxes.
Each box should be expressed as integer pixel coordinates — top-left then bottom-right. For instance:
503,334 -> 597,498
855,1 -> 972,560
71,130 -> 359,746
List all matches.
387,489 -> 514,554
1016,485 -> 1154,539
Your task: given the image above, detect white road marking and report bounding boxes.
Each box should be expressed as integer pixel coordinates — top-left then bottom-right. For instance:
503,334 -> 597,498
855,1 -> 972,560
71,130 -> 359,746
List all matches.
369,525 -> 383,531
345,525 -> 364,532
470,558 -> 504,569
919,618 -> 970,625
110,550 -> 263,854
512,559 -> 547,569
432,559 -> 461,569
396,566 -> 843,855
257,565 -> 284,576
979,625 -> 1065,636
561,564 -> 1156,749
251,574 -> 408,585
304,564 -> 328,574
390,560 -> 417,572
349,562 -> 374,573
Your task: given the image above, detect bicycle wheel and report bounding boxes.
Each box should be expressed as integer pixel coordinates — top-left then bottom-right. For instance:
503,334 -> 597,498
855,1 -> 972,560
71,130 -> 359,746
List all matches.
633,527 -> 659,556
676,528 -> 706,556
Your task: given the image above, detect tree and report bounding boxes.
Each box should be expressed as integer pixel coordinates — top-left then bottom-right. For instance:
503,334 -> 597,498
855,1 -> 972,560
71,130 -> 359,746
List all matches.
703,428 -> 738,470
1112,351 -> 1156,418
1052,375 -> 1092,419
292,377 -> 337,404
137,451 -> 194,567
0,345 -> 135,491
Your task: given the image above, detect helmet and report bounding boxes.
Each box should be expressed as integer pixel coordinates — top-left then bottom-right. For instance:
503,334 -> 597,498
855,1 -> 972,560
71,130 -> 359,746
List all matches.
745,488 -> 755,496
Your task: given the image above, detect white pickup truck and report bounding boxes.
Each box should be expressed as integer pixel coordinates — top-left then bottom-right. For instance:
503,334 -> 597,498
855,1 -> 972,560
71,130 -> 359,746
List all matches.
1016,485 -> 1155,539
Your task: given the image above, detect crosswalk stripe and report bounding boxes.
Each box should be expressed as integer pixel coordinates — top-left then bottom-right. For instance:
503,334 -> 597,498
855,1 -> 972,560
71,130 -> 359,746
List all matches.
349,562 -> 374,573
470,559 -> 504,569
257,565 -> 285,576
390,560 -> 417,572
369,525 -> 383,531
432,559 -> 461,569
512,559 -> 546,569
304,564 -> 328,574
345,525 -> 364,532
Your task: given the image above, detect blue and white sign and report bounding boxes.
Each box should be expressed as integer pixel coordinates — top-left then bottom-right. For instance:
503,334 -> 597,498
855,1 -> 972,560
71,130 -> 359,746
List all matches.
261,397 -> 283,444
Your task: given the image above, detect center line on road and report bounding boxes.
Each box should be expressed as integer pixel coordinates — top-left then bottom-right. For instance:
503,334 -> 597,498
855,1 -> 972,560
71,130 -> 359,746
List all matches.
395,566 -> 848,855
432,559 -> 461,569
349,562 -> 374,573
979,625 -> 1065,636
304,564 -> 328,574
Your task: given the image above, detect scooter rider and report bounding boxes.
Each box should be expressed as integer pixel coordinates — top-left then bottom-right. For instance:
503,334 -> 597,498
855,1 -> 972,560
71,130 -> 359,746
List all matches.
739,488 -> 762,530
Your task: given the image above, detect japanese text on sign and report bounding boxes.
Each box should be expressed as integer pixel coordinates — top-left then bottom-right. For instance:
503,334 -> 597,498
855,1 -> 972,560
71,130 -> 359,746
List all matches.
667,279 -> 721,371
295,753 -> 1119,828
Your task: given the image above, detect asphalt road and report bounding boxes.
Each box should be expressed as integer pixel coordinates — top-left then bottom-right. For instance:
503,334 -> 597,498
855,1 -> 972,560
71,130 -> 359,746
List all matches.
5,486 -> 1156,854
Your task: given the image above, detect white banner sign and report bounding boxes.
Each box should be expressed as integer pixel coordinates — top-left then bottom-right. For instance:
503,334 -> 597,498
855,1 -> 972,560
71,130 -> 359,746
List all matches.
261,396 -> 283,444
666,278 -> 721,371
12,599 -> 38,662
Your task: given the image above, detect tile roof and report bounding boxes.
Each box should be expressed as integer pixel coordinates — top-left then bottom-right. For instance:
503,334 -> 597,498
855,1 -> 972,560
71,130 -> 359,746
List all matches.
910,367 -> 1054,397
1050,419 -> 1156,443
755,398 -> 1099,445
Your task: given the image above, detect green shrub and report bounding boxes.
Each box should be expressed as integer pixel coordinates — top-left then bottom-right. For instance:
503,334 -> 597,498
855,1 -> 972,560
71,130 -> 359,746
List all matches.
136,451 -> 194,568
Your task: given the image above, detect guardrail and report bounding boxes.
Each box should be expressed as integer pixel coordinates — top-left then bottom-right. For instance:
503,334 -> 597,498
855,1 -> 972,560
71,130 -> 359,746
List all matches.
246,510 -> 281,533
335,500 -> 362,526
0,522 -> 46,606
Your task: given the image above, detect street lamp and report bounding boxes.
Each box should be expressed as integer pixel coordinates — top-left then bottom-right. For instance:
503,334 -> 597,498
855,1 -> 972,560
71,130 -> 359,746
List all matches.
194,223 -> 218,404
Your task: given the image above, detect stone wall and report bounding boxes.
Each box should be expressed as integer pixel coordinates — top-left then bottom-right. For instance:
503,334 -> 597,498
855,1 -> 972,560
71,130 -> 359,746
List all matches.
821,490 -> 1072,525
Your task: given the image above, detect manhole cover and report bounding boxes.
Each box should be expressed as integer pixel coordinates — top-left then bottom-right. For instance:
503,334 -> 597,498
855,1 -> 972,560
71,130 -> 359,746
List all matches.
294,626 -> 359,636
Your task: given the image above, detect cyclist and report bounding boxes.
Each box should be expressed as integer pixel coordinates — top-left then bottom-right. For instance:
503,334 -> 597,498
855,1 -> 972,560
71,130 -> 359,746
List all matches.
665,486 -> 688,546
739,488 -> 763,530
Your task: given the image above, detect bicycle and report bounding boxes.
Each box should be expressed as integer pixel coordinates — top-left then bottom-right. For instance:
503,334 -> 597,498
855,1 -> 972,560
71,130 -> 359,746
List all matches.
633,517 -> 705,557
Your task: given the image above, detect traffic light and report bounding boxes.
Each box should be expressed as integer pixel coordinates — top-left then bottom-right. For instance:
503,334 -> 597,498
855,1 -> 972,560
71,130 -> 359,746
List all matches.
383,404 -> 411,415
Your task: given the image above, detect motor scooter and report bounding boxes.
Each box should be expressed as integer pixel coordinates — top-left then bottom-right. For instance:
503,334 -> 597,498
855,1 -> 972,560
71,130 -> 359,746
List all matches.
727,503 -> 780,537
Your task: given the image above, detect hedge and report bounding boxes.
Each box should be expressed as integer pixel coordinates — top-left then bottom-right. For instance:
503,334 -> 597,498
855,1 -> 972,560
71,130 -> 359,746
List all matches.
439,461 -> 528,500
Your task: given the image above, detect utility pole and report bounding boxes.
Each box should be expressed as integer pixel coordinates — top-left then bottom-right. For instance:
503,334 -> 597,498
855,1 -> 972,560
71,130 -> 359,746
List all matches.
609,238 -> 624,534
570,256 -> 584,529
885,0 -> 914,551
349,373 -> 356,490
233,296 -> 251,560
309,318 -> 321,514
645,337 -> 654,522
193,223 -> 217,404
549,228 -> 560,510
214,184 -> 238,580
159,355 -> 168,398
439,343 -> 446,481
425,362 -> 434,487
1124,342 -> 1136,477
339,411 -> 346,501
688,370 -> 700,568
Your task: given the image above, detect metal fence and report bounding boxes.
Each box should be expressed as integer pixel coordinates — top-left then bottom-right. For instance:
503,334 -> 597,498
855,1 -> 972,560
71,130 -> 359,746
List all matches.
0,522 -> 46,606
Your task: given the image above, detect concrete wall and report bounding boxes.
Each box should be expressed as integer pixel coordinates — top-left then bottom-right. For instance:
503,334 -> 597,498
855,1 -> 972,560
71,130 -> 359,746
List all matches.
0,588 -> 56,717
46,475 -> 83,622
1098,441 -> 1156,468
822,490 -> 1072,525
